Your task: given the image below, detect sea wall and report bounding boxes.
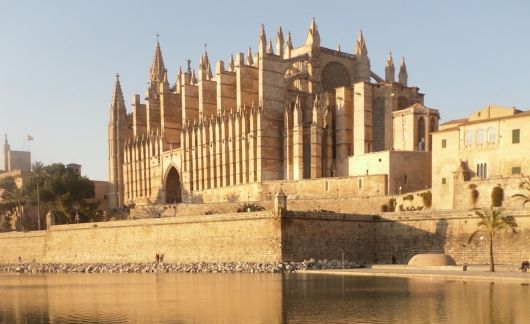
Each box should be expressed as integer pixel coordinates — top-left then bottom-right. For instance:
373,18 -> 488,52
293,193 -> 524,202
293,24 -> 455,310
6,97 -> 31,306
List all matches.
1,208 -> 530,266
0,212 -> 281,264
375,208 -> 530,265
281,212 -> 376,263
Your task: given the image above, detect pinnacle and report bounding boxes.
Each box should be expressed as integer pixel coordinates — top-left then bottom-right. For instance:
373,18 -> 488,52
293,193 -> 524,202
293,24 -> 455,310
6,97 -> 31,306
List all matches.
111,73 -> 126,112
310,17 -> 318,33
149,39 -> 166,82
400,56 -> 407,67
355,29 -> 368,56
386,51 -> 394,66
260,24 -> 266,38
246,47 -> 254,65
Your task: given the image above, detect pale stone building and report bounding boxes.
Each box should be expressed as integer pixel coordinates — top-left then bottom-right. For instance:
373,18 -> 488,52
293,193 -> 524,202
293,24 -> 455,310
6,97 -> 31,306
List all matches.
108,20 -> 439,208
3,135 -> 31,173
432,105 -> 530,210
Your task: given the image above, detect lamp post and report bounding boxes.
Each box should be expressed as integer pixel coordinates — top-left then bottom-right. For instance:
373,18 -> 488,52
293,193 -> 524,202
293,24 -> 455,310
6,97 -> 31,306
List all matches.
480,235 -> 484,265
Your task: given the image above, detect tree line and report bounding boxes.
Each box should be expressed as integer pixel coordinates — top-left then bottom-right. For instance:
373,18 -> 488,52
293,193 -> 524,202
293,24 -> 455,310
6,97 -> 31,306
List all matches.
0,162 -> 98,232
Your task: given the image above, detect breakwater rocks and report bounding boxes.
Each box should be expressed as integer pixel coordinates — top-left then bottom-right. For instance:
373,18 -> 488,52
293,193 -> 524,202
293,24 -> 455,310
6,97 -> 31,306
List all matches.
0,259 -> 363,274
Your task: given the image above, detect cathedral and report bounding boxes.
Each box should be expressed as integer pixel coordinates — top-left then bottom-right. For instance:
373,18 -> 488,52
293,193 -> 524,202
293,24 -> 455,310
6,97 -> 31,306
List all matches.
108,19 -> 439,208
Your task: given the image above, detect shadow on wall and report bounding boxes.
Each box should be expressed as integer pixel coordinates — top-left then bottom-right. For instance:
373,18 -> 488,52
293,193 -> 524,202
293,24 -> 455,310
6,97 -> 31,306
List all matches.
280,211 -> 448,264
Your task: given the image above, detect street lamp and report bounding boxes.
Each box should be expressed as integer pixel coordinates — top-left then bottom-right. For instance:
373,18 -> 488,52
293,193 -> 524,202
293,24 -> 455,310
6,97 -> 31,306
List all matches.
480,235 -> 484,265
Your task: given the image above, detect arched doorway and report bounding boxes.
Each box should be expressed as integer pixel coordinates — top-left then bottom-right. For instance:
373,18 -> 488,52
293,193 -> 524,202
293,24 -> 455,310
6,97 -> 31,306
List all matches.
165,166 -> 182,204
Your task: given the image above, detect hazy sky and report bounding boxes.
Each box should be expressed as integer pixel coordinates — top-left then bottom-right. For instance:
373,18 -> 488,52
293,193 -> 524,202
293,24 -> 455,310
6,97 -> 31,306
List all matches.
1,0 -> 530,180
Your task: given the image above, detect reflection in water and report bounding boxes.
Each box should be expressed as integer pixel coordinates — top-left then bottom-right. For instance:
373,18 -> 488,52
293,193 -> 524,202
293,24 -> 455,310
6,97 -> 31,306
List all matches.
0,273 -> 529,323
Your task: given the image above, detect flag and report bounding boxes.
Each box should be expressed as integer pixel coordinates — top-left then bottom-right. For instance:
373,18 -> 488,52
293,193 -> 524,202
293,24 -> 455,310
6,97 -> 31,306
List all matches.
27,135 -> 34,141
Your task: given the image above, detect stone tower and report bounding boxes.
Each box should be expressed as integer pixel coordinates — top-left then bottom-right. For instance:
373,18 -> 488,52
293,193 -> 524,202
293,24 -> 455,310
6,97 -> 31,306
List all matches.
108,74 -> 128,208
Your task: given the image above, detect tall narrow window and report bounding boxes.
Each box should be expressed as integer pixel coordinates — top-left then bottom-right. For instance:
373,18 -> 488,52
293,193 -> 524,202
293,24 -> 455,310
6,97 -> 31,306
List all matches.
476,129 -> 485,145
512,129 -> 520,144
465,130 -> 473,146
417,117 -> 425,151
487,127 -> 497,144
442,139 -> 446,148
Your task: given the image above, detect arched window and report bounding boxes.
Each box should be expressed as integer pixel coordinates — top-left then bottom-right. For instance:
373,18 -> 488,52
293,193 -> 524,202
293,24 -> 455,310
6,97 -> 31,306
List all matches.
429,117 -> 436,151
465,130 -> 473,146
476,129 -> 485,145
417,117 -> 425,151
487,127 -> 497,144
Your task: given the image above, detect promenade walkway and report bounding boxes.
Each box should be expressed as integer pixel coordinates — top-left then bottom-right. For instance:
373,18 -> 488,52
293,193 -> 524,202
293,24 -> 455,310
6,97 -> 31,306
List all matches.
297,265 -> 530,283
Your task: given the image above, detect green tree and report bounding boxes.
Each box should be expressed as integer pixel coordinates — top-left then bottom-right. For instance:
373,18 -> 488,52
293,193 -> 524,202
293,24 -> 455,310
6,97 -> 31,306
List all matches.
29,161 -> 47,230
468,208 -> 517,272
0,177 -> 18,231
2,187 -> 28,231
23,163 -> 95,225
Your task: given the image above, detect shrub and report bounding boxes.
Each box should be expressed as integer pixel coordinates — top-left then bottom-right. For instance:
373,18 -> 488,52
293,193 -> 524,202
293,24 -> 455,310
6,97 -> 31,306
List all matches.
388,198 -> 396,212
237,203 -> 265,213
491,185 -> 504,207
204,209 -> 218,215
381,204 -> 389,212
399,204 -> 405,212
420,191 -> 432,208
471,188 -> 479,206
225,191 -> 239,203
403,194 -> 414,201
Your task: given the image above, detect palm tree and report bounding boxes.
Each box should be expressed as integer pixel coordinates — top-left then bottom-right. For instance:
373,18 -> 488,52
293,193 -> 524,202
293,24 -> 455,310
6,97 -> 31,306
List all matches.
31,161 -> 47,230
512,175 -> 530,206
3,188 -> 28,231
468,208 -> 517,272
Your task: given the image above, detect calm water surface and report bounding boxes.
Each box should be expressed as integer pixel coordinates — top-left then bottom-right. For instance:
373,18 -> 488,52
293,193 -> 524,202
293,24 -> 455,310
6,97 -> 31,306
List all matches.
1,273 -> 529,323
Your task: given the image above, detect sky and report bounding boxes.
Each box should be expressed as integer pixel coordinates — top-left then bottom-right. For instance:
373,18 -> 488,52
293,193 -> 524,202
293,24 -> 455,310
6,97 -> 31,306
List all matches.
1,0 -> 530,180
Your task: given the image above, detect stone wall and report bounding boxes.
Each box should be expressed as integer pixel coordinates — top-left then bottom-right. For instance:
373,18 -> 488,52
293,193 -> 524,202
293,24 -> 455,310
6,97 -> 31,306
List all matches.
375,208 -> 530,265
2,207 -> 529,266
281,212 -> 376,263
0,231 -> 47,263
453,176 -> 526,210
189,175 -> 388,204
0,212 -> 281,264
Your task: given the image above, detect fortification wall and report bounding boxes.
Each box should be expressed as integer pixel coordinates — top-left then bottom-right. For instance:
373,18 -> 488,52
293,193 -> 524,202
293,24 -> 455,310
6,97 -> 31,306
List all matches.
0,212 -> 281,264
375,208 -> 530,265
0,231 -> 47,263
188,175 -> 388,204
453,176 -> 526,210
2,207 -> 529,266
281,213 -> 376,263
132,195 -> 389,219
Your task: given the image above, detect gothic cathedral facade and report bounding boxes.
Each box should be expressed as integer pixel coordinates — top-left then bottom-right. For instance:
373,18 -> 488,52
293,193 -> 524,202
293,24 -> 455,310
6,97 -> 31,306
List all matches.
108,19 -> 439,208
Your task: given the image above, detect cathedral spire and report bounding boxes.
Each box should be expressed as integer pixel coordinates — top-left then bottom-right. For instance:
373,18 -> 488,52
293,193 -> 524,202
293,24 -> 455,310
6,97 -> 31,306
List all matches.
276,27 -> 284,57
385,51 -> 395,83
398,56 -> 408,86
258,24 -> 267,55
111,73 -> 126,114
355,30 -> 368,57
305,17 -> 320,49
200,45 -> 213,80
149,36 -> 166,82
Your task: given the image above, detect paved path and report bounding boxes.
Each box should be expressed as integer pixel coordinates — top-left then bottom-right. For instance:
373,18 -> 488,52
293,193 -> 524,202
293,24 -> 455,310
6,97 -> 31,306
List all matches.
297,265 -> 530,283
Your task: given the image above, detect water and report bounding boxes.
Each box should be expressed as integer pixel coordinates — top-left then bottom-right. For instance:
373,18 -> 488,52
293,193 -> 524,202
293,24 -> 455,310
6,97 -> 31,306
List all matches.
1,273 -> 529,323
